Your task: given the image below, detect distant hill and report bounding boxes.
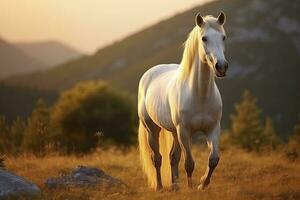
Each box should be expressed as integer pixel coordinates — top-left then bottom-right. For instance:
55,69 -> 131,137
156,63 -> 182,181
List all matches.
0,38 -> 46,78
0,83 -> 57,122
5,0 -> 300,135
15,41 -> 83,68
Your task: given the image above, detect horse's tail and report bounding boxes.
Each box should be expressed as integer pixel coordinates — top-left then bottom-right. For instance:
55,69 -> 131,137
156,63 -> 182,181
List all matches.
159,128 -> 173,187
138,120 -> 157,189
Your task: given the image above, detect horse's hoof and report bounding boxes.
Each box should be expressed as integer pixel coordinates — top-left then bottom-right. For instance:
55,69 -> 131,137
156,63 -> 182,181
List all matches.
188,183 -> 194,189
198,178 -> 210,190
197,184 -> 205,190
155,185 -> 163,192
187,177 -> 194,188
171,183 -> 180,191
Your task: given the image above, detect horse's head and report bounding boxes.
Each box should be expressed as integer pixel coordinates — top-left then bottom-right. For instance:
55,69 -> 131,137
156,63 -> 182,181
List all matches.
196,12 -> 228,78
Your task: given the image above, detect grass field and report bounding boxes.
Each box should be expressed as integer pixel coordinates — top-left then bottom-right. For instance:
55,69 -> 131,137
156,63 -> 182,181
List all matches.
5,146 -> 300,200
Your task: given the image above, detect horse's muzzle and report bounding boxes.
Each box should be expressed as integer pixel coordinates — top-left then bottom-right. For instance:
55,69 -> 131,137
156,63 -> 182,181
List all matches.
215,61 -> 228,77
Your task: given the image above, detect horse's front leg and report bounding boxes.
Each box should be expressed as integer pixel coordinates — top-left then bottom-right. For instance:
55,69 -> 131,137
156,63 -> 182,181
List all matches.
177,125 -> 194,188
198,124 -> 220,190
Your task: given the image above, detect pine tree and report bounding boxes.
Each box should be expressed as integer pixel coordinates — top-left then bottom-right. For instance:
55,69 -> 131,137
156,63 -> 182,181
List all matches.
10,117 -> 26,154
22,98 -> 50,156
262,117 -> 280,152
230,90 -> 263,152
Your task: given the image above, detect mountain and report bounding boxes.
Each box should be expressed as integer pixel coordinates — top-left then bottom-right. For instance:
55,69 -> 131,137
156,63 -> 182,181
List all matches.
15,41 -> 83,68
0,83 -> 57,122
4,0 -> 300,135
0,38 -> 46,78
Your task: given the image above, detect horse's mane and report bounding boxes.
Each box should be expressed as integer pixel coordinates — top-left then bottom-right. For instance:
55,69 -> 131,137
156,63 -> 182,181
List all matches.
180,26 -> 199,78
180,15 -> 222,79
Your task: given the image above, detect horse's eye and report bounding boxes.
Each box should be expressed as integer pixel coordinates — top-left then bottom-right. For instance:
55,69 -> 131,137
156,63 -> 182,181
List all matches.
222,36 -> 226,41
202,36 -> 207,42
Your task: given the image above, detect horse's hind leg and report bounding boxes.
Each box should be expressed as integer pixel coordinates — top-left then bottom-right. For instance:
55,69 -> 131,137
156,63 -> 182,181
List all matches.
198,124 -> 220,190
169,132 -> 181,188
142,119 -> 163,190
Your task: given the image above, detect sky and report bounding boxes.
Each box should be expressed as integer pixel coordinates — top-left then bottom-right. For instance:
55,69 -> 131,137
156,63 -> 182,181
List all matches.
0,0 -> 212,54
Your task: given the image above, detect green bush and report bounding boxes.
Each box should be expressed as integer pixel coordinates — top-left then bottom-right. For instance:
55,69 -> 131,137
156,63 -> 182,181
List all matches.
51,81 -> 136,153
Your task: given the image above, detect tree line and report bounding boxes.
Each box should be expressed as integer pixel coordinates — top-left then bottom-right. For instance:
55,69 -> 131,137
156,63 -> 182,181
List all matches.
0,82 -> 299,159
0,81 -> 136,156
221,90 -> 300,160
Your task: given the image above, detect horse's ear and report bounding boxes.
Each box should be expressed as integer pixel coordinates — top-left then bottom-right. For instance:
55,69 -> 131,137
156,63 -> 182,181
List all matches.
195,13 -> 203,27
217,12 -> 226,25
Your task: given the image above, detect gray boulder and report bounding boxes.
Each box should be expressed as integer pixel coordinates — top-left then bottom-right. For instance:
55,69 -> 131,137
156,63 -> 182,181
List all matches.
45,165 -> 126,188
0,169 -> 40,198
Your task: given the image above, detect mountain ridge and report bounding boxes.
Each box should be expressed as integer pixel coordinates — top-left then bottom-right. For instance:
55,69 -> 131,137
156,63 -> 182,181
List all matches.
14,40 -> 83,68
0,38 -> 46,78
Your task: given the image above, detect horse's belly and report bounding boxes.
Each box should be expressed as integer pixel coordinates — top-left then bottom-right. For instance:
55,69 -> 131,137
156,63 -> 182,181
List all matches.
145,98 -> 175,132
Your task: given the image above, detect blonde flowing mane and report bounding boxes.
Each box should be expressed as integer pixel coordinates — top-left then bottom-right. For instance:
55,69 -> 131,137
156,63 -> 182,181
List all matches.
180,26 -> 200,78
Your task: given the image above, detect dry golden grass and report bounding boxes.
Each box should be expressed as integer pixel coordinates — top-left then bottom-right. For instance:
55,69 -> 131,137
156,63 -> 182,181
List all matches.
5,146 -> 300,200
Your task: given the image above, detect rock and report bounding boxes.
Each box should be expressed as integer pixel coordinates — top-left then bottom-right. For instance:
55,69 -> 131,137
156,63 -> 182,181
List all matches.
45,165 -> 126,189
0,169 -> 40,198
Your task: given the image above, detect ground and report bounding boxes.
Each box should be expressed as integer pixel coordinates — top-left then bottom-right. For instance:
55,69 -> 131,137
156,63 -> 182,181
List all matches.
5,146 -> 300,200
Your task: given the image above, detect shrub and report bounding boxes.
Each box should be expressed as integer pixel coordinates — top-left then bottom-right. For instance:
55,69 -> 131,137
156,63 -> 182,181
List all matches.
0,116 -> 9,153
286,115 -> 300,160
9,117 -> 26,154
220,129 -> 234,150
51,81 -> 136,153
261,117 -> 281,152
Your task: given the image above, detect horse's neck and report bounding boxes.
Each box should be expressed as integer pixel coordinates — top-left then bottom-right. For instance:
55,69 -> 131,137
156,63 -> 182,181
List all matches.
182,55 -> 215,102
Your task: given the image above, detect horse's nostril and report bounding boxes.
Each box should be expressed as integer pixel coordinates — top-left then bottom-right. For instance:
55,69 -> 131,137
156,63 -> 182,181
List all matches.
215,63 -> 221,71
215,62 -> 228,72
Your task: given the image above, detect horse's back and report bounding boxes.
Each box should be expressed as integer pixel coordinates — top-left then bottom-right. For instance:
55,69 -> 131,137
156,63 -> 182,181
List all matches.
138,64 -> 179,95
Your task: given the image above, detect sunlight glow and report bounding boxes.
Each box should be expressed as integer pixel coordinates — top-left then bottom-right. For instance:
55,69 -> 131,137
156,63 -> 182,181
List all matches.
0,0 -> 212,53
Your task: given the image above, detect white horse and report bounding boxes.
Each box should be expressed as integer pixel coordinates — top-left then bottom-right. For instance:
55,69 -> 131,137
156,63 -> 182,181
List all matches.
138,12 -> 228,191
